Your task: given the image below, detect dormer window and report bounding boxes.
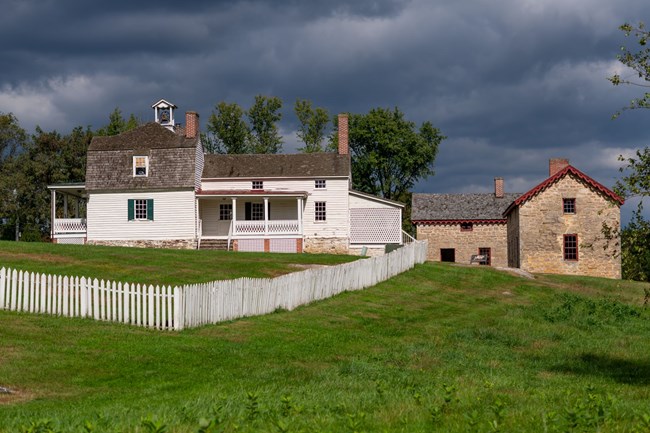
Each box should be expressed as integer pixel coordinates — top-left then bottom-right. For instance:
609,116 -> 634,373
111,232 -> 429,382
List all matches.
252,180 -> 263,190
134,156 -> 148,177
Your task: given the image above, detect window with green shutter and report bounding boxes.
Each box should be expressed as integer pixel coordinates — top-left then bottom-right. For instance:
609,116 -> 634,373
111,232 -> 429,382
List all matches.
128,199 -> 154,221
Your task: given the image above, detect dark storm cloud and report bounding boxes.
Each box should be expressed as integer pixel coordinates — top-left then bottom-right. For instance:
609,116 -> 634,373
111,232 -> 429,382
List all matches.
1,0 -> 650,222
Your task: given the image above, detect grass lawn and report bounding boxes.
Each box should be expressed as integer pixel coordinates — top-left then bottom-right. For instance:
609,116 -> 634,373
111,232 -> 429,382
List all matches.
1,262 -> 649,432
0,240 -> 358,286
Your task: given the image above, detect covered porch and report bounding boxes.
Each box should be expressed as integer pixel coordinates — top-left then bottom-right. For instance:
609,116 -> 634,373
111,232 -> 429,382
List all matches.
48,183 -> 87,244
196,190 -> 307,252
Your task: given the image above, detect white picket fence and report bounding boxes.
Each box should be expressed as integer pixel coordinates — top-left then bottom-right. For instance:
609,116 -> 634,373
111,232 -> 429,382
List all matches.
0,241 -> 427,330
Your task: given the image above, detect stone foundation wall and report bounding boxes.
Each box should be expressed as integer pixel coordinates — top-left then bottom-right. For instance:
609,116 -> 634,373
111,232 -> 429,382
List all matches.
416,222 -> 508,267
303,237 -> 349,255
87,239 -> 196,249
518,175 -> 621,279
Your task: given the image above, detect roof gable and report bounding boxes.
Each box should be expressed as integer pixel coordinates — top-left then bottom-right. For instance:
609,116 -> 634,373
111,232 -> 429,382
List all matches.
503,165 -> 624,215
202,153 -> 350,179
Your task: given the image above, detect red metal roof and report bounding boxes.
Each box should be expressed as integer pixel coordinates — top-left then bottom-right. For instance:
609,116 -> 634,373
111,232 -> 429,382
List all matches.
503,165 -> 624,216
196,189 -> 308,197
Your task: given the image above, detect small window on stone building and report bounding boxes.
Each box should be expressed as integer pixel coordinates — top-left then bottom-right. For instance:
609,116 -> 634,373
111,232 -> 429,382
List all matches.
478,247 -> 491,266
564,234 -> 578,260
563,198 -> 576,214
460,222 -> 473,232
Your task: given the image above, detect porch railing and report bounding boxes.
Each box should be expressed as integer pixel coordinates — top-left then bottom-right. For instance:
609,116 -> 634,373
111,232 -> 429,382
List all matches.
53,218 -> 87,234
402,230 -> 416,245
234,220 -> 300,236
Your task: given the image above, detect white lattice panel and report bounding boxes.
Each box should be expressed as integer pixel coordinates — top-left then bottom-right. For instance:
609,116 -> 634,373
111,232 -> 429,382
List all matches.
237,239 -> 265,252
269,238 -> 298,253
350,208 -> 401,244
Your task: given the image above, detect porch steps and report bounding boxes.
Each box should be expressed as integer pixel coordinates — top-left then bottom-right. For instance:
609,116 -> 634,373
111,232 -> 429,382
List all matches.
199,239 -> 230,251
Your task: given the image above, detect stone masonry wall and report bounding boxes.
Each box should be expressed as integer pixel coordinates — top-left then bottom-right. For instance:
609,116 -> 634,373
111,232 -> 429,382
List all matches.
507,208 -> 520,268
416,222 -> 508,267
303,237 -> 349,254
518,175 -> 621,279
88,239 -> 196,249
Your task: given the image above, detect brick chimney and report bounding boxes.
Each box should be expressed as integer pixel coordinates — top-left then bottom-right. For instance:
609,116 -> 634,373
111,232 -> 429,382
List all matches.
494,177 -> 504,198
338,113 -> 349,155
185,111 -> 199,139
549,158 -> 569,177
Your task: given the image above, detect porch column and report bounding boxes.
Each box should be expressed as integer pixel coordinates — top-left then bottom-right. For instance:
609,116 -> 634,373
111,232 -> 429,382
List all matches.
264,197 -> 269,235
297,197 -> 303,235
50,189 -> 56,239
231,197 -> 237,235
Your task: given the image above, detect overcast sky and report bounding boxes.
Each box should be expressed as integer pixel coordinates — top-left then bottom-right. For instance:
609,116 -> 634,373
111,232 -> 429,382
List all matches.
1,0 -> 649,222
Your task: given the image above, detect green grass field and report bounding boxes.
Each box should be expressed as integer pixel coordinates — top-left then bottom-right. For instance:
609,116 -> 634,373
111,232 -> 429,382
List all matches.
0,249 -> 649,432
0,240 -> 358,286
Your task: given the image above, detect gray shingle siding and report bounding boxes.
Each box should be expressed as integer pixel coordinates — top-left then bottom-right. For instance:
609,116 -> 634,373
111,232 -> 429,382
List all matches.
202,153 -> 350,178
86,123 -> 198,192
411,193 -> 521,221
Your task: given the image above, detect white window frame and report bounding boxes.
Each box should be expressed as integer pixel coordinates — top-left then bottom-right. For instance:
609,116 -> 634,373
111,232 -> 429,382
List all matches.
315,179 -> 326,189
133,156 -> 149,177
219,203 -> 233,221
315,201 -> 326,222
134,199 -> 148,220
251,202 -> 264,220
252,180 -> 264,190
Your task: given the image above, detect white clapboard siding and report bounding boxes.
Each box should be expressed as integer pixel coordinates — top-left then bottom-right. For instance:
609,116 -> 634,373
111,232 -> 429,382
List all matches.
0,241 -> 428,330
201,177 -> 351,238
87,190 -> 196,241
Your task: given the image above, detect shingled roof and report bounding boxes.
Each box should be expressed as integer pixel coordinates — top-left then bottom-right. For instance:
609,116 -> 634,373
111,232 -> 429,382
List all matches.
202,153 -> 350,178
86,122 -> 199,192
88,122 -> 197,151
411,192 -> 521,223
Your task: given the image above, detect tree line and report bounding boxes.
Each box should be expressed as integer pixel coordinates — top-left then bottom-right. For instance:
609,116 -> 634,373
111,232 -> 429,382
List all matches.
609,22 -> 650,282
0,102 -> 444,241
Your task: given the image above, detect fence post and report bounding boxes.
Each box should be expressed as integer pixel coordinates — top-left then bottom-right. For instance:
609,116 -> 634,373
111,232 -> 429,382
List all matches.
0,267 -> 5,310
124,283 -> 131,325
80,277 -> 88,318
92,278 -> 100,320
173,286 -> 184,331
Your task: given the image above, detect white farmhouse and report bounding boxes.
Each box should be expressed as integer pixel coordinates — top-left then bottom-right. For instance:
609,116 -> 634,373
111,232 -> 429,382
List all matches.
49,100 -> 404,255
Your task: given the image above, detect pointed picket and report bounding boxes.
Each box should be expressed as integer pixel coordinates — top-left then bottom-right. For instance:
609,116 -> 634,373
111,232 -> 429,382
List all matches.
0,267 -> 5,310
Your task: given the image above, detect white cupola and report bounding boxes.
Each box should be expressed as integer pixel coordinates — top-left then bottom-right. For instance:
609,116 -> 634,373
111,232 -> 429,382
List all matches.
151,99 -> 177,131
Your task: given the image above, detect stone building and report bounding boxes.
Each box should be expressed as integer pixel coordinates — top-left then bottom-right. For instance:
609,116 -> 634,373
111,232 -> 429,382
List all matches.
413,159 -> 624,278
504,159 -> 623,279
411,178 -> 520,268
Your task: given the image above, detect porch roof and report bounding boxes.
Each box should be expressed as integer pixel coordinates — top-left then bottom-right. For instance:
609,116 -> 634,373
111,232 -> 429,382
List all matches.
47,183 -> 87,198
196,189 -> 309,198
